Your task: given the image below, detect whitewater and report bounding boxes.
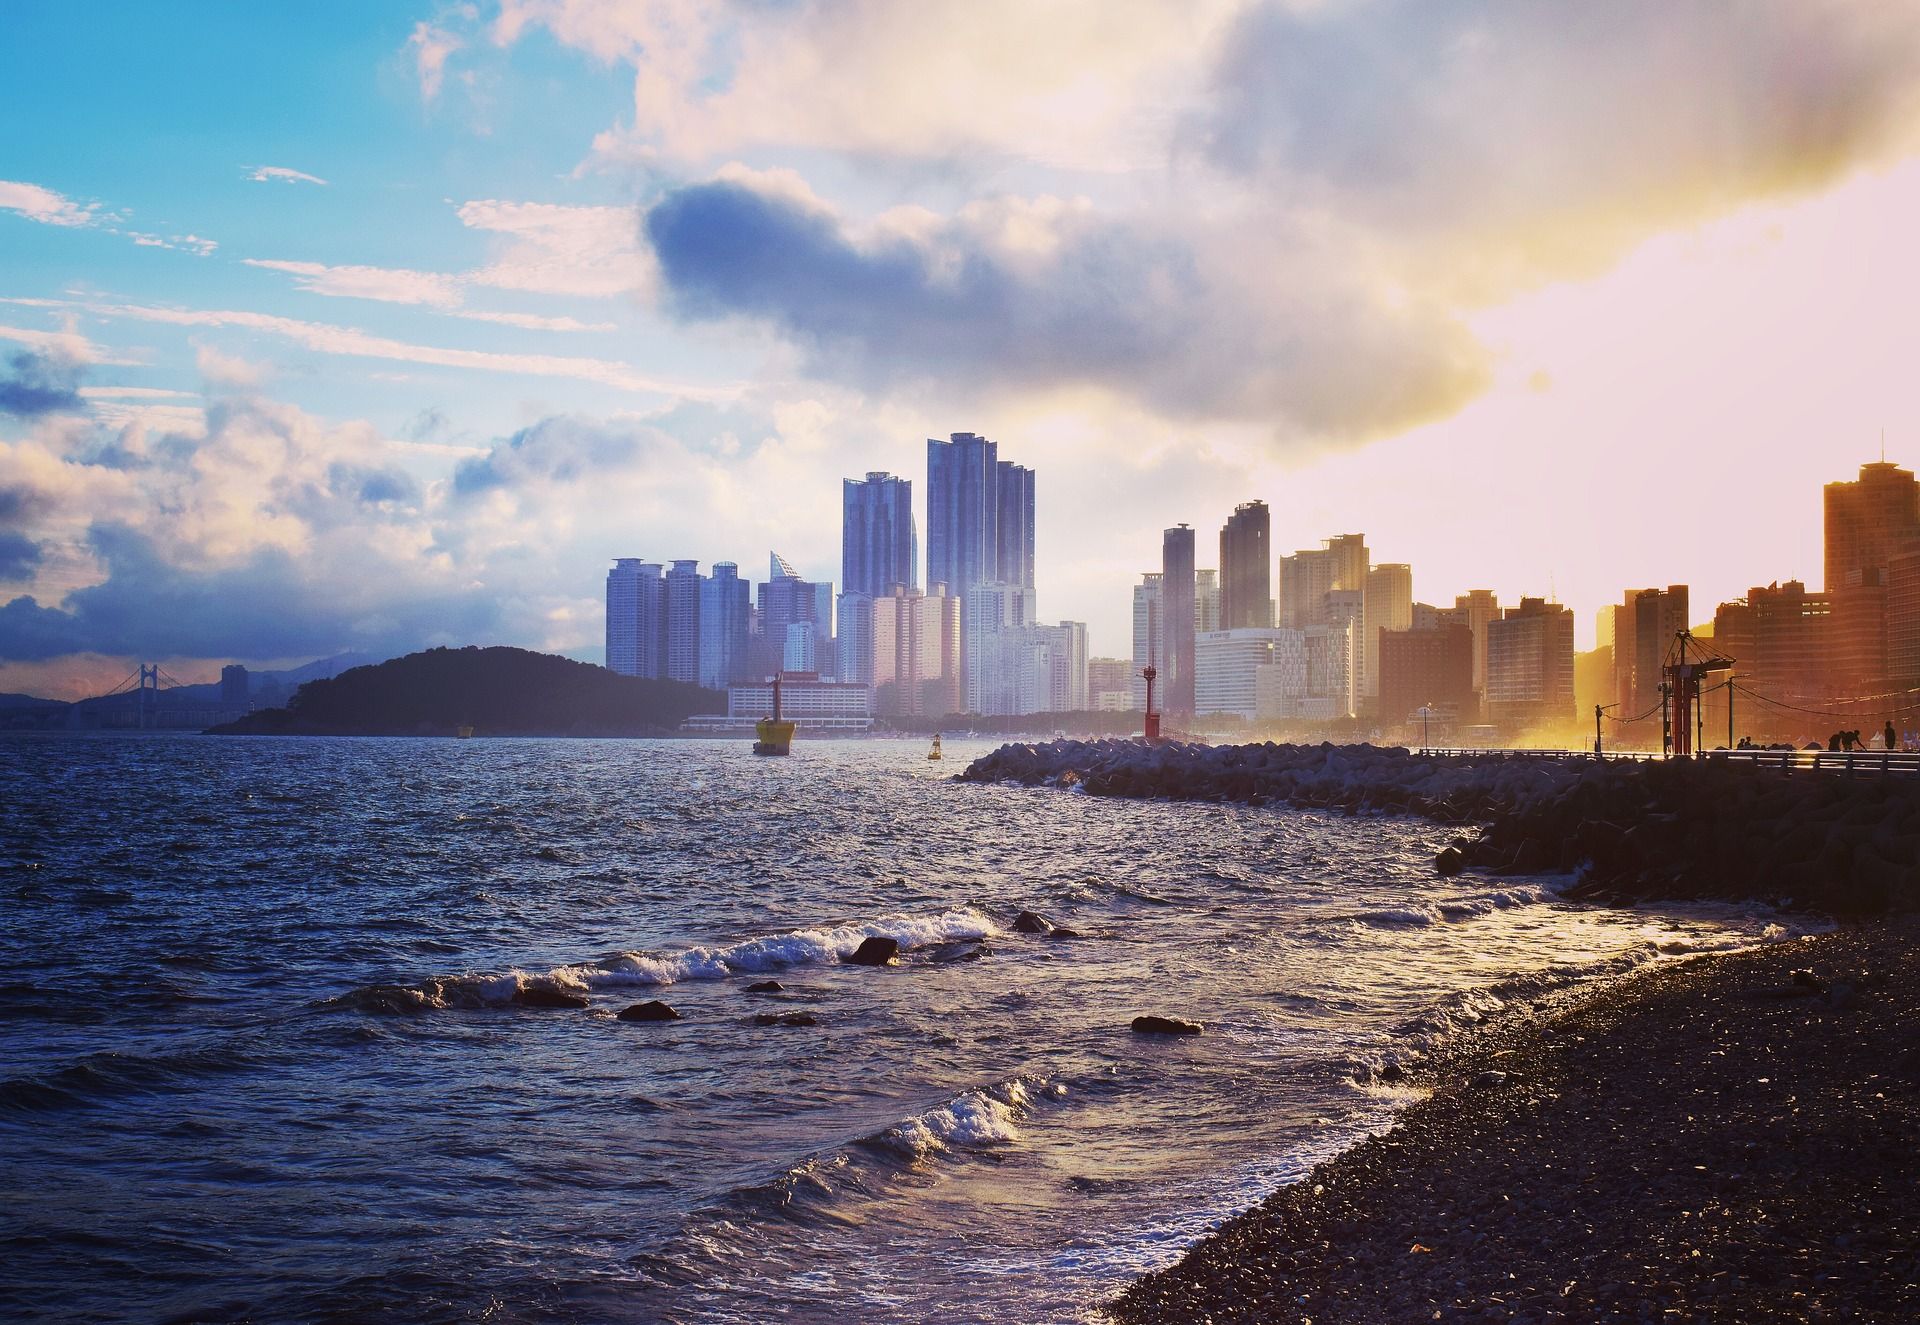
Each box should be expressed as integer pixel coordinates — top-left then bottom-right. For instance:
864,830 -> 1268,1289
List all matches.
0,735 -> 1802,1324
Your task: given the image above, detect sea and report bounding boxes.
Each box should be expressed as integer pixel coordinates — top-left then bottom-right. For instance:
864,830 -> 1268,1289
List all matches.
0,734 -> 1799,1324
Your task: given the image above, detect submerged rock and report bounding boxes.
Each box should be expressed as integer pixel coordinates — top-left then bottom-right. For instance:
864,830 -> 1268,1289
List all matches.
513,986 -> 588,1010
1435,845 -> 1465,876
744,980 -> 784,993
752,1011 -> 819,1027
844,936 -> 899,966
1132,1015 -> 1203,1036
616,1000 -> 680,1021
1012,910 -> 1054,934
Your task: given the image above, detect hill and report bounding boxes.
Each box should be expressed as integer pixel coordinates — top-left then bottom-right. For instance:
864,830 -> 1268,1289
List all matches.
207,646 -> 720,737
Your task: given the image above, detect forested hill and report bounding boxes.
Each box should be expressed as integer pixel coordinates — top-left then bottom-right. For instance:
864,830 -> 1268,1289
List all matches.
207,646 -> 720,737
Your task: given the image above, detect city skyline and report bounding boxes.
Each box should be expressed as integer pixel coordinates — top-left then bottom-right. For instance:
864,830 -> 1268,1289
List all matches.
7,5 -> 1920,699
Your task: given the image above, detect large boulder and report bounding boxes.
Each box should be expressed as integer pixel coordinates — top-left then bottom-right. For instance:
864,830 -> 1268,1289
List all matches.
1434,846 -> 1465,876
1011,910 -> 1053,934
616,1000 -> 680,1021
513,985 -> 588,1010
844,936 -> 900,966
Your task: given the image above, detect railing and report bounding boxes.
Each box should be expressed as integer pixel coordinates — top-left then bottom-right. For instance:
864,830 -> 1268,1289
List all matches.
1416,746 -> 1920,777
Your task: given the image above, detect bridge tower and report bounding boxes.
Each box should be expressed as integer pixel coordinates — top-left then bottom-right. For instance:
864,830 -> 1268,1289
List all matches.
137,663 -> 161,730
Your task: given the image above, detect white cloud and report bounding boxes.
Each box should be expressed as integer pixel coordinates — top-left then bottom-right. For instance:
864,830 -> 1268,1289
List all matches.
0,322 -> 138,367
195,343 -> 271,389
457,199 -> 655,298
2,296 -> 727,399
244,258 -> 464,307
77,386 -> 199,400
0,180 -> 98,228
409,20 -> 465,102
453,309 -> 616,332
247,166 -> 329,186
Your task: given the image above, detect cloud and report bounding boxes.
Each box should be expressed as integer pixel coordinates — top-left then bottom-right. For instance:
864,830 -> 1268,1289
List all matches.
195,343 -> 270,389
409,20 -> 465,102
0,352 -> 85,418
248,166 -> 328,186
1196,0 -> 1920,288
244,258 -> 464,307
494,0 -> 1237,171
122,231 -> 218,256
0,531 -> 39,580
457,199 -> 656,298
3,297 -> 726,399
0,179 -> 98,228
644,177 -> 1486,436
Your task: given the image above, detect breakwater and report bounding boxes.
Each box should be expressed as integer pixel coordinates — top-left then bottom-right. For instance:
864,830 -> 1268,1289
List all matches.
959,740 -> 1920,914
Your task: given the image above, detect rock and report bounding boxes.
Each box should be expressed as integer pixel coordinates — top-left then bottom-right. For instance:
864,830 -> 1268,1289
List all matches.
844,936 -> 899,966
1472,1070 -> 1510,1088
1435,845 -> 1465,876
512,986 -> 588,1009
744,980 -> 784,993
1012,910 -> 1053,933
616,1000 -> 680,1021
752,1011 -> 819,1027
1049,927 -> 1084,940
1132,1015 -> 1203,1035
1790,968 -> 1825,992
1379,1062 -> 1406,1083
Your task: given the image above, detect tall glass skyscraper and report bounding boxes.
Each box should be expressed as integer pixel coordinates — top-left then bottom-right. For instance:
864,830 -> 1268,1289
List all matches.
698,561 -> 751,689
842,471 -> 917,598
927,432 -> 1036,702
664,559 -> 704,684
1219,500 -> 1272,629
605,558 -> 666,678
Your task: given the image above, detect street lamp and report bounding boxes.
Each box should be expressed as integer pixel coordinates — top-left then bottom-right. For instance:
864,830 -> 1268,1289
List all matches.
1418,704 -> 1432,750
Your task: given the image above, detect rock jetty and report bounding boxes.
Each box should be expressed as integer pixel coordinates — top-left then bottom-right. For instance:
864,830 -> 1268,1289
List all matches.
960,740 -> 1920,914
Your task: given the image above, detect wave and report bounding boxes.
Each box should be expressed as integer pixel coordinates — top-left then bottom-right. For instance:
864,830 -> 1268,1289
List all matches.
328,906 -> 999,1013
864,1075 -> 1065,1158
0,1044 -> 258,1114
1355,882 -> 1554,929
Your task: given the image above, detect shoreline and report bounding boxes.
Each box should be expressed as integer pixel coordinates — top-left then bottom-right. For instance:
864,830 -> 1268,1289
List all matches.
1108,921 -> 1920,1323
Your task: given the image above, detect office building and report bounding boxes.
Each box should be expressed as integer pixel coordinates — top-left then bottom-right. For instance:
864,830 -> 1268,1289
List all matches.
756,552 -> 833,681
1889,549 -> 1920,689
842,472 -> 916,599
1485,598 -> 1576,726
1195,627 -> 1306,720
1219,501 -> 1272,629
698,561 -> 751,689
1162,524 -> 1196,716
1379,623 -> 1476,726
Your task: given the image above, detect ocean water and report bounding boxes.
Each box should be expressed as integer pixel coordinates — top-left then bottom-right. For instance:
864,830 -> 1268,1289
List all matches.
0,734 -> 1794,1324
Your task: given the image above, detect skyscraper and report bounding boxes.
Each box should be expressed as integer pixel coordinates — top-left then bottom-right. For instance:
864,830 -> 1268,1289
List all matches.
1131,572 -> 1162,710
1219,500 -> 1272,629
1194,569 -> 1221,635
1362,562 -> 1412,708
928,431 -> 1037,701
1824,460 -> 1920,593
1454,589 -> 1501,702
1612,586 -> 1688,717
842,471 -> 917,598
756,552 -> 832,680
698,562 -> 751,689
664,559 -> 704,684
606,558 -> 666,678
1162,524 -> 1196,716
1486,597 -> 1576,726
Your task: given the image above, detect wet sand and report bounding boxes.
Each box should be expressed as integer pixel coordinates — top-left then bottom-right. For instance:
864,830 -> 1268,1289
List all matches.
1111,923 -> 1920,1323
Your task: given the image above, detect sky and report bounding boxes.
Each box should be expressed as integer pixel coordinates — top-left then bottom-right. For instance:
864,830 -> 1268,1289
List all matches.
4,1 -> 1920,700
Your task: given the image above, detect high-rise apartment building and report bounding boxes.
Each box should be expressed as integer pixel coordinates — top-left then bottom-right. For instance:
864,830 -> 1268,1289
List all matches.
1162,524 -> 1196,716
842,471 -> 917,599
1455,590 -> 1501,701
871,584 -> 962,716
1825,461 -> 1920,594
1219,501 -> 1272,629
664,560 -> 704,684
1278,547 -> 1331,630
1194,569 -> 1221,635
1485,598 -> 1575,726
605,558 -> 666,678
835,591 -> 874,688
1088,657 -> 1134,710
756,552 -> 833,681
1714,581 -> 1831,704
698,561 -> 751,689
1362,562 -> 1413,707
996,459 -> 1036,594
1612,586 -> 1688,717
1889,549 -> 1920,689
963,581 -> 1037,713
1379,623 -> 1476,726
1131,572 -> 1162,710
